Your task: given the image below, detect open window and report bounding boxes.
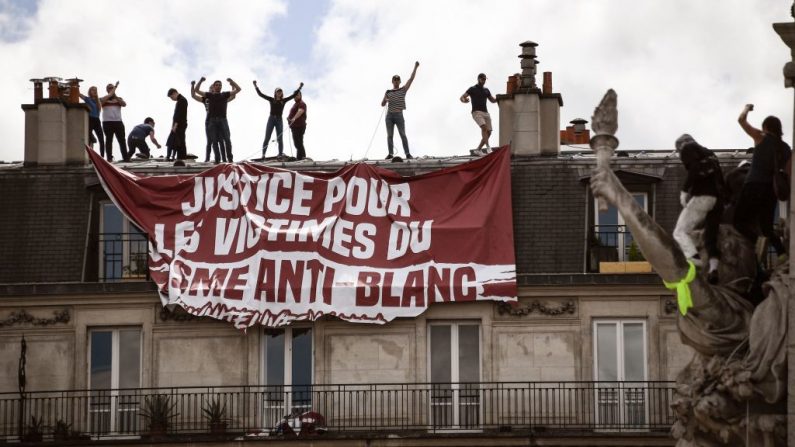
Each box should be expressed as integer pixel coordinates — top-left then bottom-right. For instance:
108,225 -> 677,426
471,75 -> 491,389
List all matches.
98,202 -> 148,281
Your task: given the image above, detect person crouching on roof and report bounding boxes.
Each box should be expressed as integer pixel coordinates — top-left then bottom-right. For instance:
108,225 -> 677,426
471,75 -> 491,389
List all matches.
673,134 -> 725,283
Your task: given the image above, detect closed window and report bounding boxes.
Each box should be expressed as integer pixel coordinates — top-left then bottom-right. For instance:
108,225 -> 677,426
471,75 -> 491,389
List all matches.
89,328 -> 141,434
428,323 -> 480,429
262,328 -> 313,425
99,203 -> 147,281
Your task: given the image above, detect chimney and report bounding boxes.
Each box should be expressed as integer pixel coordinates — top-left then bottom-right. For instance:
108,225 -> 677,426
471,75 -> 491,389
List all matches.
22,76 -> 89,166
560,118 -> 590,145
497,41 -> 563,156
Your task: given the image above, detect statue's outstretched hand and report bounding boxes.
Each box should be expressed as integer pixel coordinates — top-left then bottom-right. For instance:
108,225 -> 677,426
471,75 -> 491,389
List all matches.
589,166 -> 622,208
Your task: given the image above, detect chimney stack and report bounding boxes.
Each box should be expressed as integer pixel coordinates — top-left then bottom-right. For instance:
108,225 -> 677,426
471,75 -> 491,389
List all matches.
22,76 -> 89,166
560,118 -> 591,145
497,41 -> 563,156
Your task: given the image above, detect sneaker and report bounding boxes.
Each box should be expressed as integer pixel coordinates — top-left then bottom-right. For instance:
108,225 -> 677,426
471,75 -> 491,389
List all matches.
386,154 -> 394,160
135,153 -> 151,159
186,153 -> 198,159
405,153 -> 414,159
688,254 -> 703,267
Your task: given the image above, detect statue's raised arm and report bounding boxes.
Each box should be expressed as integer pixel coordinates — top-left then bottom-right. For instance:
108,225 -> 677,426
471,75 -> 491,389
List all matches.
588,89 -> 690,284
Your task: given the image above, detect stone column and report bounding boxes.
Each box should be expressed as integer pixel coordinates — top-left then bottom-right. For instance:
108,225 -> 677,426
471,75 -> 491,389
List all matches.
773,12 -> 795,447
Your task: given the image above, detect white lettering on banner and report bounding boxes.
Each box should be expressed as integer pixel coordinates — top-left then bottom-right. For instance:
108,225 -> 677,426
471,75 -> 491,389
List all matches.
387,220 -> 433,260
175,221 -> 200,255
151,224 -> 172,260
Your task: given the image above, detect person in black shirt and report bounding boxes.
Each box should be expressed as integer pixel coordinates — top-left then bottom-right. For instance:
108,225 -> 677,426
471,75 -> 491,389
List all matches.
191,80 -> 231,163
734,105 -> 791,257
460,73 -> 497,154
194,77 -> 241,162
254,81 -> 303,159
672,134 -> 725,282
167,88 -> 188,162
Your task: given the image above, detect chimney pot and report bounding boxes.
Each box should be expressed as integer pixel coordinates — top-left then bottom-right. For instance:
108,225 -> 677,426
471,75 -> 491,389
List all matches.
570,118 -> 588,133
542,72 -> 552,94
29,78 -> 45,103
44,77 -> 62,99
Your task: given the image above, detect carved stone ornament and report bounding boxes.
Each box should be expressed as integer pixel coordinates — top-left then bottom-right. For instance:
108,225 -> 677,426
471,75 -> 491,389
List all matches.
159,307 -> 203,322
497,300 -> 576,317
0,309 -> 71,327
664,298 -> 678,315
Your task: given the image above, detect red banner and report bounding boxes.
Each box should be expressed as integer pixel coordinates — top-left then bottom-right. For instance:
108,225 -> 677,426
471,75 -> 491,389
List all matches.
88,147 -> 517,328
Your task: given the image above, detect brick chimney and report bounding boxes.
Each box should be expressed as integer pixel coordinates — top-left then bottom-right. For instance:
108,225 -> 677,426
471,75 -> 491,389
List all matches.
497,41 -> 563,156
560,118 -> 591,145
21,76 -> 89,166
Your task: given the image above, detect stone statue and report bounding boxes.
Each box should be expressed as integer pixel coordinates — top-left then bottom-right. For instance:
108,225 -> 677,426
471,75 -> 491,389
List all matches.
589,90 -> 788,446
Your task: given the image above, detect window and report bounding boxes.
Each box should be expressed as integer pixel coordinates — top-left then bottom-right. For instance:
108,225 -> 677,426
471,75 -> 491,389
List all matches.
428,323 -> 480,429
594,193 -> 647,263
593,320 -> 648,429
262,327 -> 313,425
89,328 -> 142,434
99,203 -> 147,281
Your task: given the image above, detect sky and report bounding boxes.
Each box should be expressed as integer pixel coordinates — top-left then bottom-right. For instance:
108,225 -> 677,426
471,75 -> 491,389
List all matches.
0,0 -> 793,163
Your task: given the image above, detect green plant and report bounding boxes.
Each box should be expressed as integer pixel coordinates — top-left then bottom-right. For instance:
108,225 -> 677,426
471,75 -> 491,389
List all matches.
22,416 -> 44,442
53,419 -> 71,441
123,252 -> 148,276
140,394 -> 178,436
627,240 -> 645,262
202,396 -> 228,434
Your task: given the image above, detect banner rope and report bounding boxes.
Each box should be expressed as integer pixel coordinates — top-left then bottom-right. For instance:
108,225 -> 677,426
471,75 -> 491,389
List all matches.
362,105 -> 387,161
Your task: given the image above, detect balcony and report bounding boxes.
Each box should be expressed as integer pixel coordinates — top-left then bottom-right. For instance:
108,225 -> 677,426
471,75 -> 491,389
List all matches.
95,233 -> 149,282
588,225 -> 651,273
0,382 -> 675,442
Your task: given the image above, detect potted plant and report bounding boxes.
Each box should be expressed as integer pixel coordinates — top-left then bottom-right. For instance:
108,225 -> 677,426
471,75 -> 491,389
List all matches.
202,396 -> 228,435
140,394 -> 178,438
52,419 -> 71,442
22,416 -> 44,443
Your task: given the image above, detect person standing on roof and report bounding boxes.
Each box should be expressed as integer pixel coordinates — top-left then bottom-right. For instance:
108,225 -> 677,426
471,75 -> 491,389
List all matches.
254,80 -> 303,159
167,88 -> 188,163
381,62 -> 419,160
127,117 -> 161,159
287,90 -> 308,161
80,86 -> 105,158
734,104 -> 791,258
460,73 -> 497,155
194,77 -> 241,162
101,81 -> 127,161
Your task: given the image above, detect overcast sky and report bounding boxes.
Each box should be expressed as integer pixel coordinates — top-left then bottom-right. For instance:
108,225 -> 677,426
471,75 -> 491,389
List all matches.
0,0 -> 793,162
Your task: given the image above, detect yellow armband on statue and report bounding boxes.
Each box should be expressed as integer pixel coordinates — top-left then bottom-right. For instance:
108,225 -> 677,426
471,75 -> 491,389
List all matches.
663,261 -> 696,316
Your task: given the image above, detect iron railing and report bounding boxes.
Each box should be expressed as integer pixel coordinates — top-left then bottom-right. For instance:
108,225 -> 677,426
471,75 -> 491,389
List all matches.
96,233 -> 149,281
589,225 -> 646,272
0,382 -> 675,440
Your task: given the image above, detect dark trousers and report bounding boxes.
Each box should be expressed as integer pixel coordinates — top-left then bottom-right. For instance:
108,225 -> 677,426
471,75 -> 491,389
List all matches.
733,182 -> 785,255
291,126 -> 306,160
208,117 -> 233,162
103,121 -> 127,161
263,115 -> 284,156
173,122 -> 188,160
127,137 -> 150,157
88,116 -> 106,158
204,119 -> 226,162
385,111 -> 410,156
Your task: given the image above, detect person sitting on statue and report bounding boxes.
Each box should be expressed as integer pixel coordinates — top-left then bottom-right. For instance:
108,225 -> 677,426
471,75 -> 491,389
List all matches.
733,104 -> 791,259
673,134 -> 725,284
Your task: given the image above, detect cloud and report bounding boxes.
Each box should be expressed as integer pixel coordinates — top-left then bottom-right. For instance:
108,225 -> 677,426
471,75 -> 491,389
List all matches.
0,0 -> 793,163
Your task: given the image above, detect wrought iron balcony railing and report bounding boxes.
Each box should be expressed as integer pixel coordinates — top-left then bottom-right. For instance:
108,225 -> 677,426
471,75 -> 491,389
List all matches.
95,233 -> 149,281
0,381 -> 675,441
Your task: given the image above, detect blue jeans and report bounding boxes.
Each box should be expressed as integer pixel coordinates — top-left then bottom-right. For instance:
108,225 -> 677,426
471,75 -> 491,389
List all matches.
385,111 -> 409,156
262,115 -> 284,157
208,117 -> 233,162
204,119 -> 227,162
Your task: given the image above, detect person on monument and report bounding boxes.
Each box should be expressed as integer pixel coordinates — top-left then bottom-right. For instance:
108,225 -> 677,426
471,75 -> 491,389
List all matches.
381,62 -> 419,160
194,77 -> 241,162
460,73 -> 497,155
253,80 -> 303,160
733,104 -> 791,259
673,134 -> 725,284
126,117 -> 161,159
101,82 -> 128,162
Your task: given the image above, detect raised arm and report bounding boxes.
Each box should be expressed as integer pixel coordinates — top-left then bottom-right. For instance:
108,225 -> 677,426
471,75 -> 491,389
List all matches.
738,104 -> 764,145
194,77 -> 207,98
190,81 -> 203,102
253,81 -> 272,101
404,62 -> 419,91
283,82 -> 304,102
100,81 -> 119,104
227,78 -> 241,99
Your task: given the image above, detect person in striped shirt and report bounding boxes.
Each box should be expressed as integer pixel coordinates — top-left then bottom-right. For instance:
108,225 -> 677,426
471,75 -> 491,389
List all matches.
381,61 -> 419,160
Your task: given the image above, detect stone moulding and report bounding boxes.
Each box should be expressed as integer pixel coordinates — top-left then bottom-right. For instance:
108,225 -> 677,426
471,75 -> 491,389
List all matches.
0,309 -> 70,327
159,307 -> 202,322
497,300 -> 576,317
